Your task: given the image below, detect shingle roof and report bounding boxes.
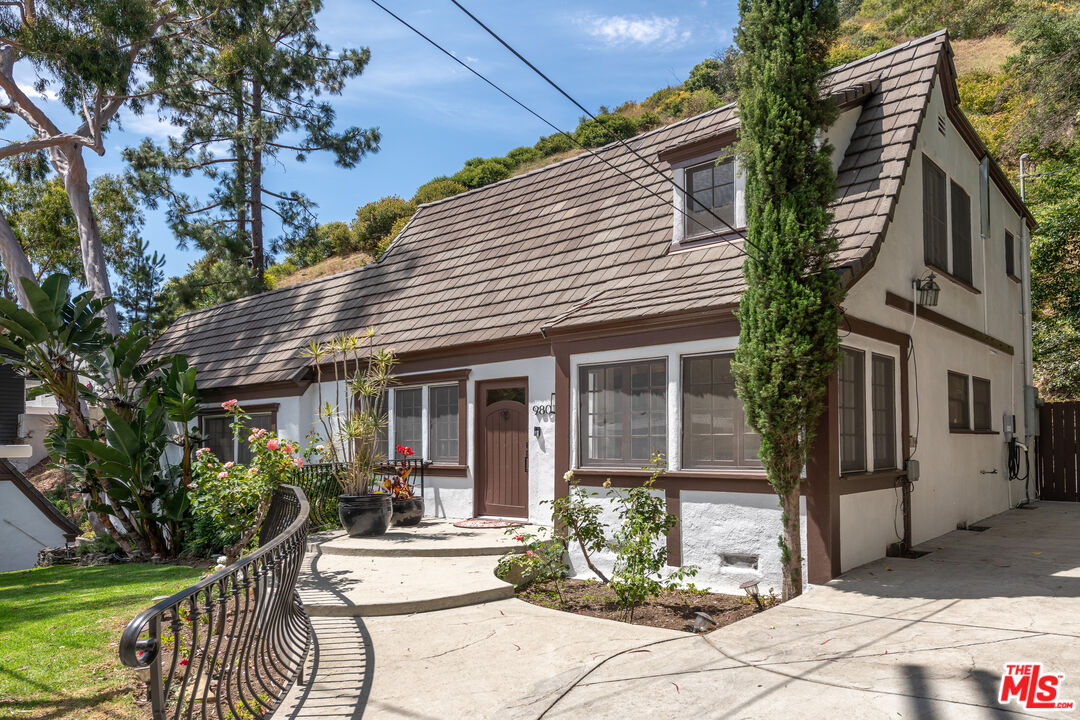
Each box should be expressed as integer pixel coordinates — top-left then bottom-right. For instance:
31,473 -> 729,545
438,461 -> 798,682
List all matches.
152,31 -> 953,391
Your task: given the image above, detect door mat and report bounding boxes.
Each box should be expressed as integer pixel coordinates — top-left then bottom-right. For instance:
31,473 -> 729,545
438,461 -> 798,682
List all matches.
452,518 -> 525,529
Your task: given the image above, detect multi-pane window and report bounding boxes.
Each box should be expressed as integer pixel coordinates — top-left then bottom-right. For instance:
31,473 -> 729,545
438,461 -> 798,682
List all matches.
681,354 -> 760,469
923,155 -> 949,269
871,354 -> 896,470
839,348 -> 866,473
948,372 -> 970,430
972,377 -> 992,431
580,360 -> 666,466
685,157 -> 736,239
429,385 -> 459,463
951,181 -> 973,284
200,410 -> 274,463
393,387 -> 423,454
1005,231 -> 1016,278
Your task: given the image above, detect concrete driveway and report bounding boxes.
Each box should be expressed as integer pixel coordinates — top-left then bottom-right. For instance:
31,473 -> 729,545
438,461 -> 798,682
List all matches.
547,501 -> 1080,719
276,502 -> 1080,719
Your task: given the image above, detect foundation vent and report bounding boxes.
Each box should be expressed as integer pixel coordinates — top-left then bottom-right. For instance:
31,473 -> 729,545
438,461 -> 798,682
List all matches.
720,553 -> 758,570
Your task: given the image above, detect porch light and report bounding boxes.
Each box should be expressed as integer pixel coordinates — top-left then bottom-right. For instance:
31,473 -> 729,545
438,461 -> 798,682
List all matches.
913,273 -> 941,308
739,578 -> 764,611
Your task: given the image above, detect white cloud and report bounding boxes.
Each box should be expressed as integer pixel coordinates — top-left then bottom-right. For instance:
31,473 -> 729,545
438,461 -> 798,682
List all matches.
577,14 -> 690,48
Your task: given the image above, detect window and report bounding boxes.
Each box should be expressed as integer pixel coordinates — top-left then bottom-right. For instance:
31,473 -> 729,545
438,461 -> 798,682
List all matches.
393,387 -> 422,453
1005,231 -> 1016,278
681,354 -> 760,469
684,157 -> 735,240
580,360 -> 666,466
972,377 -> 992,431
948,372 -> 970,430
429,385 -> 459,463
871,354 -> 896,470
951,181 -> 973,285
838,348 -> 866,473
923,156 -> 949,269
199,407 -> 276,463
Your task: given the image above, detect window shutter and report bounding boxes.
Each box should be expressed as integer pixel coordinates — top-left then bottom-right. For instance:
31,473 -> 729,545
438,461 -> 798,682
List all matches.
923,156 -> 948,269
951,181 -> 973,285
1005,231 -> 1016,278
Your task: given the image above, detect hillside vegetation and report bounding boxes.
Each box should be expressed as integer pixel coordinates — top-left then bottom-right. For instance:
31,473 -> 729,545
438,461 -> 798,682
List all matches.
257,0 -> 1080,396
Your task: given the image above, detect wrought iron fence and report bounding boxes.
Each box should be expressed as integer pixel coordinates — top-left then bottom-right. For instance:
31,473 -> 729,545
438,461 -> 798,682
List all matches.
293,459 -> 431,531
119,485 -> 311,720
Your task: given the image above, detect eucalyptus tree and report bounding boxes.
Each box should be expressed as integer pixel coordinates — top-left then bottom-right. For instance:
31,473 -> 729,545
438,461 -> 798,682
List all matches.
0,0 -> 223,331
732,0 -> 842,600
126,0 -> 380,286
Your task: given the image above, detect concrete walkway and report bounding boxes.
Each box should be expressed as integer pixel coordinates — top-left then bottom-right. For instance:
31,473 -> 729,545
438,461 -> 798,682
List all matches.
275,503 -> 1080,719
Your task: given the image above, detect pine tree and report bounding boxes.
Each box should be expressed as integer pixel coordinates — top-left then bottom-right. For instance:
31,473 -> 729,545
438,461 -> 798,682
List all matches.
732,0 -> 843,600
126,0 -> 379,290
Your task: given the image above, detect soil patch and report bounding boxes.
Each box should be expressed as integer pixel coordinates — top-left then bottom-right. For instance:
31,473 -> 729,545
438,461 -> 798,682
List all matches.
517,578 -> 771,633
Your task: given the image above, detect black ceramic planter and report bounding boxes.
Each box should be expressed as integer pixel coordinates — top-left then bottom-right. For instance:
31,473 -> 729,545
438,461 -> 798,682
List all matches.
338,494 -> 392,537
391,497 -> 424,527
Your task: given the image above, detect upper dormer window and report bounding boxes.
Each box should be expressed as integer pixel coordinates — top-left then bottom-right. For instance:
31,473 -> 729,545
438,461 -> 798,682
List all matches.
685,157 -> 736,240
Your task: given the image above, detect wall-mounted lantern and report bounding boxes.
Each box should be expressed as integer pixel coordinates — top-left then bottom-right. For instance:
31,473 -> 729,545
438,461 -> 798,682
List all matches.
913,273 -> 941,308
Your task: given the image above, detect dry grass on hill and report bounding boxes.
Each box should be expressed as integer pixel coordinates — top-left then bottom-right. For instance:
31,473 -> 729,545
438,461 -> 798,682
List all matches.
952,35 -> 1017,75
272,250 -> 372,288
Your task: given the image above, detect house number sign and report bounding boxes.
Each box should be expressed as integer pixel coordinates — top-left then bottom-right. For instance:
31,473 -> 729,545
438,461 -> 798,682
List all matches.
532,394 -> 555,419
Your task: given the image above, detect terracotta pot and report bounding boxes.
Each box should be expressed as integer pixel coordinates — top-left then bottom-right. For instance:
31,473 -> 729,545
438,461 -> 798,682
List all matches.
338,494 -> 392,537
391,497 -> 424,526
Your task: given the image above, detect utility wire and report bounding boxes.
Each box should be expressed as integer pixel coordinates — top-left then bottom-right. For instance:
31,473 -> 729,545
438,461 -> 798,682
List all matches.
366,0 -> 759,262
447,0 -> 763,257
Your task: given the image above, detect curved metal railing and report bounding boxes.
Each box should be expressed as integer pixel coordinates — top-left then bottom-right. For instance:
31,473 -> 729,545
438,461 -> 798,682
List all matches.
119,485 -> 312,720
293,459 -> 431,531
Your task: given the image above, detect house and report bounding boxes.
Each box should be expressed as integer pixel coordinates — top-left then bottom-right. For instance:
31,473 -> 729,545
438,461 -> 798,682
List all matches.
0,356 -> 56,472
149,30 -> 1035,593
0,459 -> 78,571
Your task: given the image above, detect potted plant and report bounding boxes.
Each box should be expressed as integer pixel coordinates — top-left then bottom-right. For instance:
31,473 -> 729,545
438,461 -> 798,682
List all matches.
385,445 -> 424,526
303,329 -> 396,537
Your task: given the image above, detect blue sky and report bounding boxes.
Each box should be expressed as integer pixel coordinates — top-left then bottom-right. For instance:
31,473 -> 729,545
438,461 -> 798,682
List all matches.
66,1 -> 741,277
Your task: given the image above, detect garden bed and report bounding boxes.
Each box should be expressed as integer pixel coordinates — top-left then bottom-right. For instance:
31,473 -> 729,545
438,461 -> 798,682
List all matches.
516,578 -> 769,632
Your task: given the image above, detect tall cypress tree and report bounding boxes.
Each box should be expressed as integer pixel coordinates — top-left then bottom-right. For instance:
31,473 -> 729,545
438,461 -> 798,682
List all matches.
732,0 -> 842,600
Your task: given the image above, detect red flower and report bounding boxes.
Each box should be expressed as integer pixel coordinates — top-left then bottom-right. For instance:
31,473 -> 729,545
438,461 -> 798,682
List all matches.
402,446 -> 414,456
526,550 -> 535,557
514,535 -> 524,542
179,658 -> 189,666
395,444 -> 405,453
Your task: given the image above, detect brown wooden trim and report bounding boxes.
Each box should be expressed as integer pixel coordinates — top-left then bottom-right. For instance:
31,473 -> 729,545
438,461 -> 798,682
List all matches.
806,373 -> 841,584
0,459 -> 79,541
395,369 -> 471,385
573,468 -> 788,495
837,469 -> 906,495
554,348 -> 571,504
884,291 -> 1014,355
1008,274 -> 1022,285
426,464 -> 469,477
551,314 -> 739,355
657,130 -> 737,164
927,263 -> 981,295
457,380 -> 468,467
949,428 -> 998,435
665,486 -> 682,567
200,380 -> 308,403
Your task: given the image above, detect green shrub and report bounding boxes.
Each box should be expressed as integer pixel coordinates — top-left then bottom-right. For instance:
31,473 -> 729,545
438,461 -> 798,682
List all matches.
352,196 -> 415,253
412,178 -> 466,205
264,260 -> 298,288
377,214 -> 413,257
684,48 -> 740,101
182,513 -> 240,559
507,145 -> 542,166
534,132 -> 575,156
75,533 -> 121,557
684,88 -> 723,116
574,112 -> 638,147
452,160 -> 512,189
635,110 -> 663,132
642,86 -> 679,110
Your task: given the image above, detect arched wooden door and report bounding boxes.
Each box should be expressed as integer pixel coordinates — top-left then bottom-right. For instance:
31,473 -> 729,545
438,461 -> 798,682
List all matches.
476,379 -> 529,518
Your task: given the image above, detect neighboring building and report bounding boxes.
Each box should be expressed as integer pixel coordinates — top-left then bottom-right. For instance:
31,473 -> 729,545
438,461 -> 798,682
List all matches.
148,31 -> 1035,593
0,459 -> 78,571
0,356 -> 23,444
0,355 -> 55,472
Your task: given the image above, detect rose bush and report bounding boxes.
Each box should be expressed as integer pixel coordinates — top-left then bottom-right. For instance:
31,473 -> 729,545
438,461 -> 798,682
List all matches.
190,400 -> 306,564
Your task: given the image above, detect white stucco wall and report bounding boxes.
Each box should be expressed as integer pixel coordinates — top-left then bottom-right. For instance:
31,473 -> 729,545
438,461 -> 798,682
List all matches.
838,74 -> 1031,562
0,481 -> 69,571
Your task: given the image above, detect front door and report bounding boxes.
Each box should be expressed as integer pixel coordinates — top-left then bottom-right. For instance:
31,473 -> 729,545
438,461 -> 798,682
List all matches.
476,379 -> 529,518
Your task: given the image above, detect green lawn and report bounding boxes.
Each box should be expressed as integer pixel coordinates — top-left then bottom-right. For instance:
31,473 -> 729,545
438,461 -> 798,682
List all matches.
0,563 -> 206,720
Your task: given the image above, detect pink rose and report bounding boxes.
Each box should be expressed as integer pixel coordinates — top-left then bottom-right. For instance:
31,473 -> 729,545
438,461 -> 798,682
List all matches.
293,457 -> 305,468
526,550 -> 535,557
284,444 -> 294,454
221,399 -> 238,411
257,428 -> 268,438
224,461 -> 234,469
248,468 -> 258,476
195,447 -> 210,457
248,434 -> 256,442
217,471 -> 228,479
266,439 -> 280,451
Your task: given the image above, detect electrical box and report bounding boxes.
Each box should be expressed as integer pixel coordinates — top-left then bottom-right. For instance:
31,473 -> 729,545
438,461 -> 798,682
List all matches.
906,458 -> 920,482
1003,413 -> 1015,443
1025,385 -> 1040,437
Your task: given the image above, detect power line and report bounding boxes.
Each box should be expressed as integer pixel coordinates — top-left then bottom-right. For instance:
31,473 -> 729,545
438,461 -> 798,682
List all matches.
365,0 -> 758,262
447,0 -> 762,257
